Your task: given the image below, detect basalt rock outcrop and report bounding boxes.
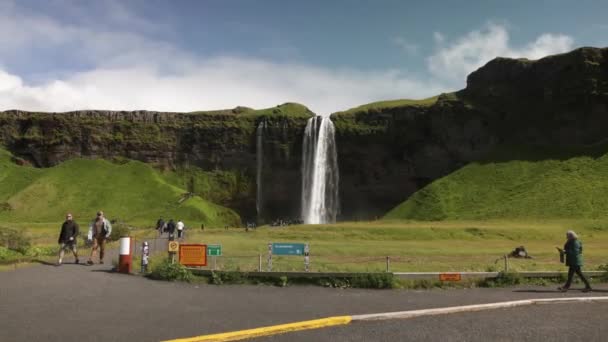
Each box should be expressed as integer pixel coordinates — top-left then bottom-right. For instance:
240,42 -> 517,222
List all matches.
0,105 -> 313,222
332,47 -> 608,219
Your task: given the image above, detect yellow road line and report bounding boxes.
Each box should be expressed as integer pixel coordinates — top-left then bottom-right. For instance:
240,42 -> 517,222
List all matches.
162,316 -> 352,342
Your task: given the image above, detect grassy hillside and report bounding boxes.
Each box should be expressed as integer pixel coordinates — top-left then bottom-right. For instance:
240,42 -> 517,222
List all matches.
0,149 -> 240,227
385,150 -> 608,221
336,96 -> 438,115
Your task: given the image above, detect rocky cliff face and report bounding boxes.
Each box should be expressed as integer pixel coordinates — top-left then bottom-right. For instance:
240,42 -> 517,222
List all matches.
1,47 -> 607,222
333,47 -> 608,220
0,105 -> 313,222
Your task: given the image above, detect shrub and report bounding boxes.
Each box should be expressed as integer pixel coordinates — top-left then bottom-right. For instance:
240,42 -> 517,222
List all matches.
148,259 -> 193,282
109,222 -> 131,241
598,264 -> 608,282
479,272 -> 522,287
0,246 -> 23,262
0,227 -> 31,254
351,273 -> 395,289
25,246 -> 57,257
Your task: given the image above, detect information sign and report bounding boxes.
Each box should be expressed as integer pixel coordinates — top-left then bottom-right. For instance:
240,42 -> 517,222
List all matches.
271,243 -> 306,256
439,273 -> 462,281
179,244 -> 207,266
207,244 -> 222,256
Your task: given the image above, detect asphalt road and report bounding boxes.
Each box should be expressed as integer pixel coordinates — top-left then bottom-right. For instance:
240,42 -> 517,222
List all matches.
254,302 -> 608,342
1,257 -> 607,342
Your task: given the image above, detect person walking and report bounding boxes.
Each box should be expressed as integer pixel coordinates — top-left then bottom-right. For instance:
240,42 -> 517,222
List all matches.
86,211 -> 112,265
156,217 -> 165,237
177,219 -> 185,239
167,219 -> 176,241
557,230 -> 592,292
57,213 -> 79,265
141,241 -> 150,273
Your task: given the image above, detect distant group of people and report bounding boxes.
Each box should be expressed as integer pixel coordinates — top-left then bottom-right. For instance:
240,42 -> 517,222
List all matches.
57,210 -> 112,266
270,218 -> 304,227
155,217 -> 186,240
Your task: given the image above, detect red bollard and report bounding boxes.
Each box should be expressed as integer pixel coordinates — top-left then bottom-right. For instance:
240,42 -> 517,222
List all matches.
118,237 -> 132,274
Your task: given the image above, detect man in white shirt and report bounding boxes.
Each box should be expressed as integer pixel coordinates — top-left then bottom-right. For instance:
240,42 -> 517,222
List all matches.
177,220 -> 185,239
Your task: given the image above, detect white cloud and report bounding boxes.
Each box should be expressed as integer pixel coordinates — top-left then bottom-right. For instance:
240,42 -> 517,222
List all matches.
392,37 -> 419,55
0,4 -> 576,115
433,32 -> 445,44
0,60 -> 446,114
427,24 -> 574,86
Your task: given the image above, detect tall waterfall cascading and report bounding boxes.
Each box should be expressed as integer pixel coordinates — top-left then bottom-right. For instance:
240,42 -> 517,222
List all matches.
301,116 -> 339,224
256,119 -> 266,219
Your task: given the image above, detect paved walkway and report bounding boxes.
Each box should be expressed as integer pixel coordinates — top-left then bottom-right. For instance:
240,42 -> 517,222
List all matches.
1,257 -> 607,342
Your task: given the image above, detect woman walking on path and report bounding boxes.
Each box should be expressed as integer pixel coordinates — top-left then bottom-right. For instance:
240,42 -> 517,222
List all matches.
557,230 -> 592,292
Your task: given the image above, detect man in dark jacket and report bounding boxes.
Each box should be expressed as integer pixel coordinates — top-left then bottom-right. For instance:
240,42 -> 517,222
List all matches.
167,219 -> 176,241
557,230 -> 592,292
57,213 -> 79,265
156,217 -> 165,237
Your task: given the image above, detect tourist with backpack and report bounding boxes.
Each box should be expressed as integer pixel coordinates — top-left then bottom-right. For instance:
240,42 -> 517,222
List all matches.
86,211 -> 112,265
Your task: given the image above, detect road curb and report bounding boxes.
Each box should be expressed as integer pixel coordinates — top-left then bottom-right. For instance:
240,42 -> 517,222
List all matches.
161,316 -> 352,342
162,297 -> 608,341
351,296 -> 608,321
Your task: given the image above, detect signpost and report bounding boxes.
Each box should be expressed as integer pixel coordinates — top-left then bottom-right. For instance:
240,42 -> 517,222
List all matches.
168,241 -> 180,264
271,243 -> 306,256
207,245 -> 222,256
207,244 -> 222,270
179,244 -> 207,267
268,243 -> 310,271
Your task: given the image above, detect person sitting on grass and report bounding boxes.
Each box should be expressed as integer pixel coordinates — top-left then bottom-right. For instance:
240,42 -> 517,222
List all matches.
57,213 -> 79,265
86,211 -> 112,265
557,230 -> 592,292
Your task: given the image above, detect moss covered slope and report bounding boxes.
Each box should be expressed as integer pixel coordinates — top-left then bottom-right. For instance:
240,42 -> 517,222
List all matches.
0,149 -> 240,227
385,147 -> 608,221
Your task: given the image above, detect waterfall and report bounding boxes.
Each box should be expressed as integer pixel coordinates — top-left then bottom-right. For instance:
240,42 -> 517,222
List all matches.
301,116 -> 339,224
256,119 -> 265,218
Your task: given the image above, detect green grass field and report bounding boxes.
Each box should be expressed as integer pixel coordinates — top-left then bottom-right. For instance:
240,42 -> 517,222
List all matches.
3,145 -> 608,273
0,148 -> 239,228
133,219 -> 608,273
336,96 -> 438,115
386,151 -> 608,221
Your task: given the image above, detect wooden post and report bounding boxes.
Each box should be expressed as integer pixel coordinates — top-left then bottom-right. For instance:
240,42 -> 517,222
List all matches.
386,256 -> 390,273
504,255 -> 509,272
258,254 -> 262,272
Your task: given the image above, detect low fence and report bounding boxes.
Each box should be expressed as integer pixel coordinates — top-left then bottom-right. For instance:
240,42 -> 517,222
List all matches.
184,269 -> 606,281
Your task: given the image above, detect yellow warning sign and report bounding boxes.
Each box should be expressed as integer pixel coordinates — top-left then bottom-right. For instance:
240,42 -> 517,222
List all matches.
168,241 -> 180,253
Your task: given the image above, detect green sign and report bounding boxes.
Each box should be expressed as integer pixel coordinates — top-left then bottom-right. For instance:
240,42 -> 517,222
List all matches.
207,244 -> 222,256
272,243 -> 307,256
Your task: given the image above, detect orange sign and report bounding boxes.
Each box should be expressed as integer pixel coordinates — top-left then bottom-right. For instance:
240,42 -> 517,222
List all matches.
179,244 -> 207,266
439,273 -> 462,281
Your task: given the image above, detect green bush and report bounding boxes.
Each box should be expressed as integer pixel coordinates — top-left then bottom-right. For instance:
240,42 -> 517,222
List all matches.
148,259 -> 193,282
351,273 -> 395,289
598,264 -> 608,282
109,222 -> 131,242
0,246 -> 23,263
0,227 -> 31,254
479,272 -> 523,287
25,246 -> 57,257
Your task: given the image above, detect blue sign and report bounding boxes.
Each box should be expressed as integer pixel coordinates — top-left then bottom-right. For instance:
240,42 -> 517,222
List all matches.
271,243 -> 307,256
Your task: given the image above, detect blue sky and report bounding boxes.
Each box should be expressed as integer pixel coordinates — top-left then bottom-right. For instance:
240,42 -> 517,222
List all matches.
0,0 -> 606,114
